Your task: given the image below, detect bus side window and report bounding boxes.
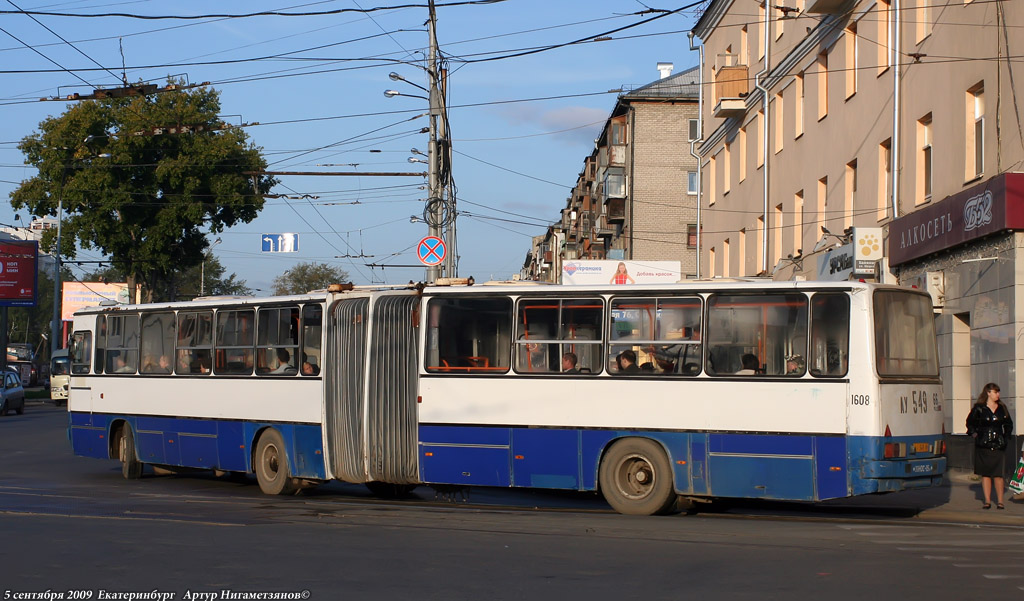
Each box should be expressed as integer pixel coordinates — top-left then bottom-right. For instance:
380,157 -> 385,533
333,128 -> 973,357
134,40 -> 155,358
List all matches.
706,293 -> 807,377
810,293 -> 850,377
301,304 -> 323,376
70,331 -> 92,375
140,312 -> 175,374
256,306 -> 299,376
216,309 -> 255,375
105,314 -> 140,374
177,311 -> 213,375
425,297 -> 511,374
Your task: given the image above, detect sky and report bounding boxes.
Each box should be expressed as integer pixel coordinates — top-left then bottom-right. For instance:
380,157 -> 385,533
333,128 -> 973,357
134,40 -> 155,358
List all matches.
0,0 -> 704,293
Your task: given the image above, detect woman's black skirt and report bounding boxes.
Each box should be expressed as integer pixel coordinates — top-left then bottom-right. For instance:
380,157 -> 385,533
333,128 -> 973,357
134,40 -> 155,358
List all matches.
974,446 -> 1006,478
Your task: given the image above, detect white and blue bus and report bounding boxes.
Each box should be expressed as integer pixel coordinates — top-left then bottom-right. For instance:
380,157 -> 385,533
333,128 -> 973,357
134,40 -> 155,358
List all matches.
67,279 -> 945,515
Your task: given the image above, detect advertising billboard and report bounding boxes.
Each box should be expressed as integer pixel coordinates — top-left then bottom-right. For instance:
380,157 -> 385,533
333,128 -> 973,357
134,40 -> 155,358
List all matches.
61,281 -> 129,321
0,239 -> 38,307
560,260 -> 682,285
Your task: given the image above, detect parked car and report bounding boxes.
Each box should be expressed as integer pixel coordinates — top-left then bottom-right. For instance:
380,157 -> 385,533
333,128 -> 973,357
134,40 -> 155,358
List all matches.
0,369 -> 25,416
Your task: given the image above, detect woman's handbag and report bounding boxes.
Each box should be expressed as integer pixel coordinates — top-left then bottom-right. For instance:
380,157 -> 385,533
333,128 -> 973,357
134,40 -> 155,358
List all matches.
978,428 -> 1007,450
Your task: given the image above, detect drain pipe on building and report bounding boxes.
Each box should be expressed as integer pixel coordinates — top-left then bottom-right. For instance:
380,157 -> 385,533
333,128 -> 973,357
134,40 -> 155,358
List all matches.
891,0 -> 901,219
755,4 -> 772,275
688,31 -> 704,279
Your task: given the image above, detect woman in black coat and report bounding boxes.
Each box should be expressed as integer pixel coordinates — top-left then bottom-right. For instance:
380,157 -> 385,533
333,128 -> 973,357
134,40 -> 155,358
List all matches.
966,382 -> 1013,509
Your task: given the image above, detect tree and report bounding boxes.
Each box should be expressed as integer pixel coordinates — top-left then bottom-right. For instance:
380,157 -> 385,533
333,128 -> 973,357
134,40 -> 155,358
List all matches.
272,262 -> 350,295
10,82 -> 277,302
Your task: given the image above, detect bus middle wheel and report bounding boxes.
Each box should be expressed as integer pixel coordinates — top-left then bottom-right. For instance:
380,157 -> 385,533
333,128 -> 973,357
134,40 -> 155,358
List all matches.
599,438 -> 677,516
254,429 -> 297,495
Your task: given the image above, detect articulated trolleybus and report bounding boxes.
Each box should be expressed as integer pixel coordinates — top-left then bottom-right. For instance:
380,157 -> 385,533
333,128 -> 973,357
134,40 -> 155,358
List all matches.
67,279 -> 945,515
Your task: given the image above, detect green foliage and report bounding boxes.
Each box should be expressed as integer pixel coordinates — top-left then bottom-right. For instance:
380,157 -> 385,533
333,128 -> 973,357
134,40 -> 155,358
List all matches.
10,82 -> 277,301
272,262 -> 350,295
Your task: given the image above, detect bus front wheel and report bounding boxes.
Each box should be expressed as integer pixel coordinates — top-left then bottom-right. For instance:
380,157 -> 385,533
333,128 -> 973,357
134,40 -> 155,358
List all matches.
118,425 -> 143,480
599,438 -> 677,516
254,429 -> 296,495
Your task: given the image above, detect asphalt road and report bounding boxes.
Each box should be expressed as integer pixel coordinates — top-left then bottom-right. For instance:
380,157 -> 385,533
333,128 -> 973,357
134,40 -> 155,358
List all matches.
2,403 -> 1022,599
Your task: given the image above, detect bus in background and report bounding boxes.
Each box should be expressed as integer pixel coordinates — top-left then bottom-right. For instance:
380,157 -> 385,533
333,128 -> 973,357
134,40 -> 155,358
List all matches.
67,280 -> 945,515
50,349 -> 70,405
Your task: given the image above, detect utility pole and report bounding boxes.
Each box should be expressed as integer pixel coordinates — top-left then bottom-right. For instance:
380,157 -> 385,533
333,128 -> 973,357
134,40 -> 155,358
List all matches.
426,0 -> 442,283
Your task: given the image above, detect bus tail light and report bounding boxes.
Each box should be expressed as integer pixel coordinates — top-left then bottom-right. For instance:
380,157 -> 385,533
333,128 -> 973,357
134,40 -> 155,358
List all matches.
884,443 -> 907,458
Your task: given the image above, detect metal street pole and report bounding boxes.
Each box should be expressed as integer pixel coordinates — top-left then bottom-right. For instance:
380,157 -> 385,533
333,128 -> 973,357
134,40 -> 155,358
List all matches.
50,195 -> 63,356
426,0 -> 441,283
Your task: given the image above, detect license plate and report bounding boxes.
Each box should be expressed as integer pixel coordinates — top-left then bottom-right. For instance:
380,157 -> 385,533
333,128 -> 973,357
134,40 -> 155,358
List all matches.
912,464 -> 933,473
913,442 -> 931,453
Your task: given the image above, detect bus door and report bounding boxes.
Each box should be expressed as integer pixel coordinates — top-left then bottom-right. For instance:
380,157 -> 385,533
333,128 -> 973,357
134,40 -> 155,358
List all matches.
366,295 -> 420,485
325,298 -> 369,482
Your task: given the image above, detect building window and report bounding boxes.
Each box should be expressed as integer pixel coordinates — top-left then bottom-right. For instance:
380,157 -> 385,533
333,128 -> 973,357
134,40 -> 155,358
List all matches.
917,113 -> 933,204
739,125 -> 748,181
738,229 -> 747,276
756,216 -> 765,275
757,109 -> 765,167
774,203 -> 783,267
723,238 -> 731,278
687,171 -> 698,195
877,0 -> 892,75
817,176 -> 828,234
878,138 -> 892,221
773,92 -> 784,154
741,26 -> 748,66
708,155 -> 717,206
794,190 -> 804,256
817,51 -> 828,121
844,159 -> 857,230
966,82 -> 984,180
845,23 -> 857,99
610,120 -> 626,145
758,2 -> 766,60
687,224 -> 698,248
688,119 -> 699,141
795,72 -> 804,138
724,141 -> 732,194
916,0 -> 932,44
709,246 -> 716,278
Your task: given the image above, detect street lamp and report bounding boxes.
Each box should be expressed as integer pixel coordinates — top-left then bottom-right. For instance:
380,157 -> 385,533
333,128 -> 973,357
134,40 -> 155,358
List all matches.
200,237 -> 222,297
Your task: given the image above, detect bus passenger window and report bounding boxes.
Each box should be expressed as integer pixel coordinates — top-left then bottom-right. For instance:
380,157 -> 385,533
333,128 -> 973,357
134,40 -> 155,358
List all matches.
706,293 -> 807,377
140,312 -> 175,374
104,314 -> 140,374
70,331 -> 92,375
301,304 -> 322,376
425,297 -> 511,374
516,297 -> 603,375
176,311 -> 213,375
215,309 -> 254,375
610,296 -> 702,376
811,293 -> 850,377
256,306 -> 299,376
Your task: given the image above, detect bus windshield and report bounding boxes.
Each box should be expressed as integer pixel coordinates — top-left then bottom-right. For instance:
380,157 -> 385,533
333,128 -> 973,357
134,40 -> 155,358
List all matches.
52,357 -> 71,376
874,290 -> 938,377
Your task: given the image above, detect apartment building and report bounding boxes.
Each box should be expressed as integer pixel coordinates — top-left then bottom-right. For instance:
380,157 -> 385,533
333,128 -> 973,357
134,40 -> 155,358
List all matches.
693,0 -> 1024,466
522,65 -> 700,281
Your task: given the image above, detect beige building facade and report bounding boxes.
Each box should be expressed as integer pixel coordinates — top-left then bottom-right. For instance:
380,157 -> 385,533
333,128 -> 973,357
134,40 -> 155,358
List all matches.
693,0 -> 1024,467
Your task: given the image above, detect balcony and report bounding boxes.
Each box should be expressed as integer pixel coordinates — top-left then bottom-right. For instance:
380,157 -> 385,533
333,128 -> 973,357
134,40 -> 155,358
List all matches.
714,65 -> 748,119
596,216 -> 615,238
606,197 -> 625,223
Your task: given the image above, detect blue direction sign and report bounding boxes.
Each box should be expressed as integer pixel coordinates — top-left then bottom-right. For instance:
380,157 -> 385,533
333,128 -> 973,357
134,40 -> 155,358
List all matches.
417,236 -> 446,266
262,233 -> 299,253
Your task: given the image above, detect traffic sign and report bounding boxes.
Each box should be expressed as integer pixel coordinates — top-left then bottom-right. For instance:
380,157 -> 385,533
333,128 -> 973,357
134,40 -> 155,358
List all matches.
417,236 -> 446,266
262,233 -> 299,253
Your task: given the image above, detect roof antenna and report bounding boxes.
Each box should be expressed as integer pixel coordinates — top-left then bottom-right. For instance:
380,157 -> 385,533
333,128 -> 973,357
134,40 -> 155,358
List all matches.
119,38 -> 129,86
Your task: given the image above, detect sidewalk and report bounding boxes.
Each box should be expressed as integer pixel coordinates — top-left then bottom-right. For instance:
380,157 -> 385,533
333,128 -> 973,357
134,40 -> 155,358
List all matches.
819,469 -> 1024,526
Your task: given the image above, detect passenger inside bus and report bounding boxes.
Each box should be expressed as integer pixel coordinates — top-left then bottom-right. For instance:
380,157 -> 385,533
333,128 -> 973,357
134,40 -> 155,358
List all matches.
561,352 -> 579,374
267,348 -> 297,375
302,352 -> 320,376
736,353 -> 760,375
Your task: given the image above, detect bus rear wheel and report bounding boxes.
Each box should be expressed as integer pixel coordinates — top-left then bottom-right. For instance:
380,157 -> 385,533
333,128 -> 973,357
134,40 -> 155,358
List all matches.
254,429 -> 296,495
599,438 -> 677,516
118,425 -> 143,480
